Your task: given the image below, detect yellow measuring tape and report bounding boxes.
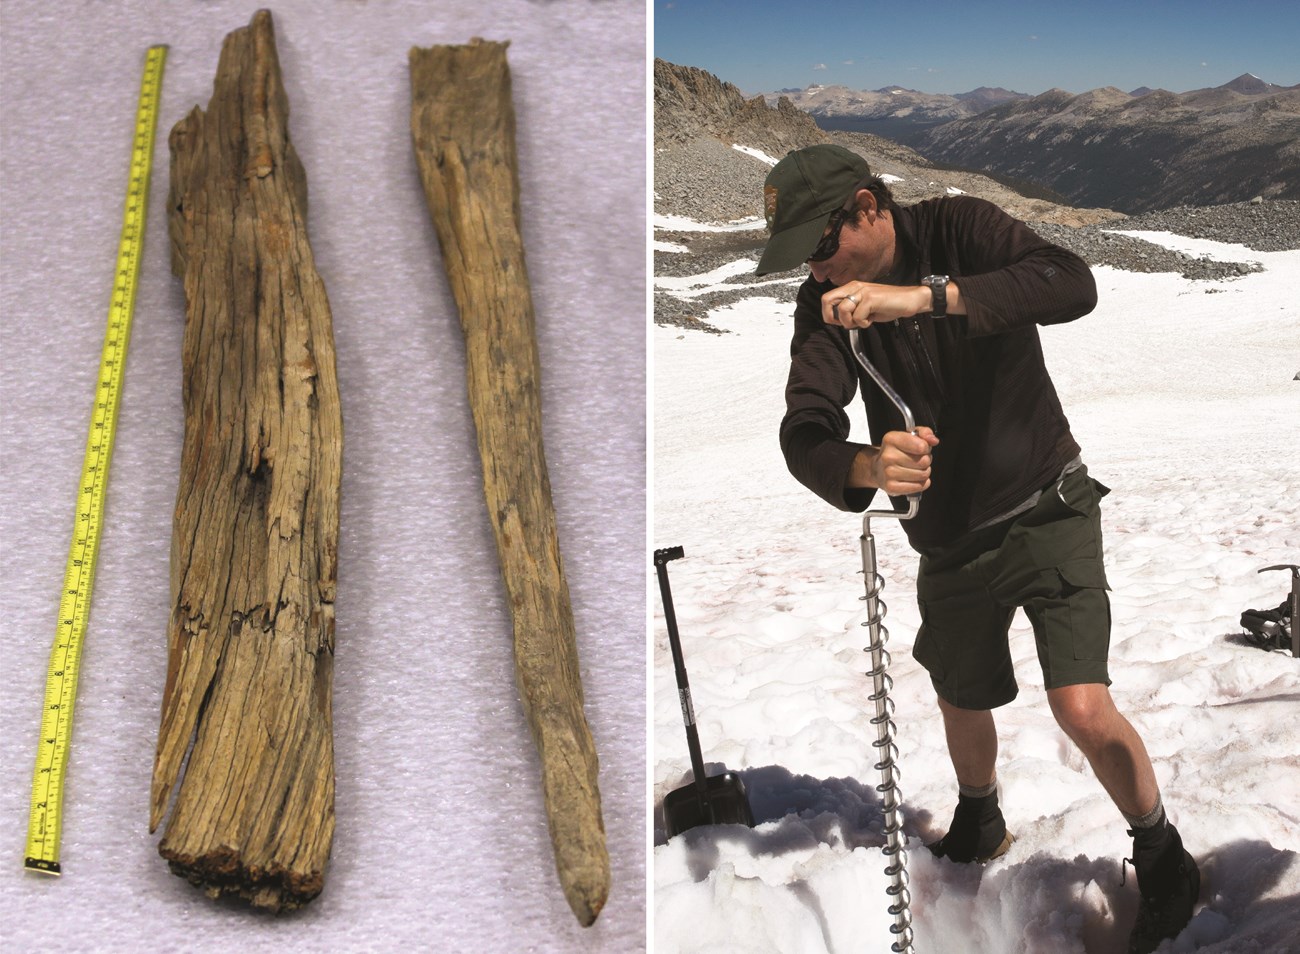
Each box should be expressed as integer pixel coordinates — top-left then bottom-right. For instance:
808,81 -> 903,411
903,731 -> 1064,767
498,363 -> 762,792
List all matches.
25,45 -> 167,875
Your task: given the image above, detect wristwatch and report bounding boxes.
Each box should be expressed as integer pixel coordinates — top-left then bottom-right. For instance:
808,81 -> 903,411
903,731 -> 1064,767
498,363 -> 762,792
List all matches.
921,274 -> 949,318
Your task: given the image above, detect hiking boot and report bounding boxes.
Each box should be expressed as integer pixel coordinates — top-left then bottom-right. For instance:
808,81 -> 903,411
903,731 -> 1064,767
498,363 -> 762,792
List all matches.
1126,821 -> 1200,954
927,790 -> 1014,864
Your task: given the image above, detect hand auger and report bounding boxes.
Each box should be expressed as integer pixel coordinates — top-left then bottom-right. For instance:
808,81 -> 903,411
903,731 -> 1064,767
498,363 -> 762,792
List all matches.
850,327 -> 919,954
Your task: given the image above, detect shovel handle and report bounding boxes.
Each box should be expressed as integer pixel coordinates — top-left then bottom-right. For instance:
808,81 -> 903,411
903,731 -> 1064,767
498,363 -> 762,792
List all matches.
849,327 -> 920,521
655,546 -> 685,566
653,547 -> 715,817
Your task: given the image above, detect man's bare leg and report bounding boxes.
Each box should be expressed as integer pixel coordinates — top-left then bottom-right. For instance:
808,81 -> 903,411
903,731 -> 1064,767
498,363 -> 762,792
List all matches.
930,695 -> 1011,862
1046,683 -> 1159,818
936,695 -> 998,788
1048,683 -> 1199,952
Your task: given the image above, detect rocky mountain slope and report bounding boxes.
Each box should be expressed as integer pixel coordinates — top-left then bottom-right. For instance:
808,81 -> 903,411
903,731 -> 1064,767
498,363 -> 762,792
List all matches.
653,60 -> 1300,333
654,59 -> 1117,228
913,75 -> 1300,213
654,59 -> 824,224
655,59 -> 825,154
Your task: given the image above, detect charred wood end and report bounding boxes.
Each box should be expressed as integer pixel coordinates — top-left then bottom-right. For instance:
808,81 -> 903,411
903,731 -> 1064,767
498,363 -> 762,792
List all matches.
153,8 -> 341,913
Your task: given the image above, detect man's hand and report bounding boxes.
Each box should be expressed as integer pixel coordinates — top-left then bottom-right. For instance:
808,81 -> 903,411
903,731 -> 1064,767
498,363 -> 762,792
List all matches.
849,427 -> 940,494
823,280 -> 962,329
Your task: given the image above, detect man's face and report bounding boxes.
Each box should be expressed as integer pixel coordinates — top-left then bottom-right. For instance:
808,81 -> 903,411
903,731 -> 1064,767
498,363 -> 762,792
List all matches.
807,197 -> 892,286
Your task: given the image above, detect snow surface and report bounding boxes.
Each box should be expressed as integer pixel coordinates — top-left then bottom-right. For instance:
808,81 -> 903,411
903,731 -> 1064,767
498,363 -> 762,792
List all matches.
653,231 -> 1300,953
654,213 -> 767,233
734,145 -> 781,167
0,2 -> 644,952
658,240 -> 692,254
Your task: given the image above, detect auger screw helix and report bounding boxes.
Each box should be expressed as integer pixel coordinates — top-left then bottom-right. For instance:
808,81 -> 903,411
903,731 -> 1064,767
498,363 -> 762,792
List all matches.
850,325 -> 920,954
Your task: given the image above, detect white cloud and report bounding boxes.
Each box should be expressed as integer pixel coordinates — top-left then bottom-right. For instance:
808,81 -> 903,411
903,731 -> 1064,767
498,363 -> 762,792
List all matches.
812,63 -> 827,71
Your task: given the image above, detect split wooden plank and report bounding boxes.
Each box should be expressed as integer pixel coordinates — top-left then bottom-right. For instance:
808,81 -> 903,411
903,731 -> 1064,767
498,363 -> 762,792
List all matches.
408,39 -> 610,926
151,9 -> 342,911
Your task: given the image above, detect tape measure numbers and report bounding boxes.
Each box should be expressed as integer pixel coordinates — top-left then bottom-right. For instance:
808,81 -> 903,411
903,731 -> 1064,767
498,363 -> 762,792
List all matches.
25,45 -> 167,875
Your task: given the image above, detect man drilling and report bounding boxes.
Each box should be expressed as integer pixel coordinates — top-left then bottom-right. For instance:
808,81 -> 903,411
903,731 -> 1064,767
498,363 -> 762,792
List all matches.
756,144 -> 1199,953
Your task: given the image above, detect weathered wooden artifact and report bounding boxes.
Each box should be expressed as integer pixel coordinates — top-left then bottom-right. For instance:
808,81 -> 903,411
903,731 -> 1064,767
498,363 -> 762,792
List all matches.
409,39 -> 610,926
151,9 -> 342,911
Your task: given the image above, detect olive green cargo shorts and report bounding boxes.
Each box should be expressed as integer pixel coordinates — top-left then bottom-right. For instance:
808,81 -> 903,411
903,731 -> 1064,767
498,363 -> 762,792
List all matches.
912,466 -> 1113,710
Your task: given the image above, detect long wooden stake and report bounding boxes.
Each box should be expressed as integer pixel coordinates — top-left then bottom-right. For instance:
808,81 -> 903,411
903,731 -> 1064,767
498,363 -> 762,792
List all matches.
151,9 -> 341,910
409,39 -> 609,926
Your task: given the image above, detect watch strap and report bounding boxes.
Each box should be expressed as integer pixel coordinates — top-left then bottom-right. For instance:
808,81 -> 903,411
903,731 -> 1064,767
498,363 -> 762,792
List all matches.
924,275 -> 948,318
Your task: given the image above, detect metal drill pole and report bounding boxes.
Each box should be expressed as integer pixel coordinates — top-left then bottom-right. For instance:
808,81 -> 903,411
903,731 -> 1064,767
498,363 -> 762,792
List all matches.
860,517 -> 914,953
849,326 -> 920,954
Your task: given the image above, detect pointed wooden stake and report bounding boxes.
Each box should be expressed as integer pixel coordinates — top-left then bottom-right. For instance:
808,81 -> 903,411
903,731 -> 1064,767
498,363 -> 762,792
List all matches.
409,38 -> 610,926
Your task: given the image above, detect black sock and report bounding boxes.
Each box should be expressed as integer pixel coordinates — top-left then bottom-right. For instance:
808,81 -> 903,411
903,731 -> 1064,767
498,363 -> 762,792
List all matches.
931,789 -> 1006,862
1129,806 -> 1171,852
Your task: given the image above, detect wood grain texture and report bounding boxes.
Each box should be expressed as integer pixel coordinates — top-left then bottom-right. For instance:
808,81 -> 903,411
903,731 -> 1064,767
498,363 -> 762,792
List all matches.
151,9 -> 341,911
409,39 -> 610,926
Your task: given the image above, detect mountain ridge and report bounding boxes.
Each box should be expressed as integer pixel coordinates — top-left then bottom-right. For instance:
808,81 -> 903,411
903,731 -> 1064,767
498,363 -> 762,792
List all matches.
653,58 -> 1122,228
914,78 -> 1300,212
751,71 -> 1299,213
760,72 -> 1296,111
652,59 -> 1300,334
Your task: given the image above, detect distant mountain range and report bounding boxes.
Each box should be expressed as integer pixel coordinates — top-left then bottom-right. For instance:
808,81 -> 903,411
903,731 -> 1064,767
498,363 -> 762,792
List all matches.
763,82 -> 1029,128
653,59 -> 1122,230
758,74 -> 1300,213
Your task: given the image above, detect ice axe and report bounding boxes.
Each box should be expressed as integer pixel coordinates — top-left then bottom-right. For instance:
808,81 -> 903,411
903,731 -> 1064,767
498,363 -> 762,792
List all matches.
654,545 -> 756,837
849,325 -> 919,954
1241,563 -> 1299,657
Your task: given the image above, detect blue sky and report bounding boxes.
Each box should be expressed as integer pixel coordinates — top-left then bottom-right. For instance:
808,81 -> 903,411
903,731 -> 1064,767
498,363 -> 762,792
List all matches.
654,0 -> 1300,96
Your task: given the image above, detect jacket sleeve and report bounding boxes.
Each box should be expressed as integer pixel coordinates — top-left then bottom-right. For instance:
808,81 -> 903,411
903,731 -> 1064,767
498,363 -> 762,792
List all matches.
778,279 -> 876,512
940,197 -> 1098,337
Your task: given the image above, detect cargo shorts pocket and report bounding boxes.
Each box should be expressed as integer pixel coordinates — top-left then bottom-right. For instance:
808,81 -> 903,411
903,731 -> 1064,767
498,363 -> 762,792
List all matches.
1026,558 -> 1112,665
914,590 -> 1019,709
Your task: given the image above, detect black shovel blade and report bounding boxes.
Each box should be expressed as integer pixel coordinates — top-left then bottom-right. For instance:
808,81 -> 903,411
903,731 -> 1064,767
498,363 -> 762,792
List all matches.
663,772 -> 755,838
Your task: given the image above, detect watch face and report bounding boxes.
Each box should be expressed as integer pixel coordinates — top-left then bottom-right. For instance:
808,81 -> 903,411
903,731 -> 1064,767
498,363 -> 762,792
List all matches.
924,275 -> 949,287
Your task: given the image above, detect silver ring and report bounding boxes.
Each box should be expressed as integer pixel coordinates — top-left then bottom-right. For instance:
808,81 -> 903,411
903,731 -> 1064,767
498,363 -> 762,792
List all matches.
847,294 -> 859,304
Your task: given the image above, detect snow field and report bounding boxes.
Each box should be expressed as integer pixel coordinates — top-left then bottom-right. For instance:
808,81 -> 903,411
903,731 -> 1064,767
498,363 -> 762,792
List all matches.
653,231 -> 1300,953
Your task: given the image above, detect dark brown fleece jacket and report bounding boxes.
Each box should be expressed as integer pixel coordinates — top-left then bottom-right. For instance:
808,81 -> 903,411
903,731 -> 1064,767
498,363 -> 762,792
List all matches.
780,195 -> 1098,549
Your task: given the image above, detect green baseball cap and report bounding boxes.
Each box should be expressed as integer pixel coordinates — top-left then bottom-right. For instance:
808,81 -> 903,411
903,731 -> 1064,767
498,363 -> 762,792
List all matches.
755,144 -> 871,276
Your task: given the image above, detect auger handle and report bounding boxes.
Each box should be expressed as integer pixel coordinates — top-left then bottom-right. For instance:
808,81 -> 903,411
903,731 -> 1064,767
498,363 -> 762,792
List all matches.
849,327 -> 920,521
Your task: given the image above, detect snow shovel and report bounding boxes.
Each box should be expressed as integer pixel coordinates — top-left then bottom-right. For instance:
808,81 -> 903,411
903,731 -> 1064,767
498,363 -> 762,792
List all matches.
654,545 -> 756,837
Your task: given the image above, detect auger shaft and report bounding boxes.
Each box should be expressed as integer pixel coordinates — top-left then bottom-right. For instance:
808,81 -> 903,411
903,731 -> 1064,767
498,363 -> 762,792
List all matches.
849,325 -> 919,954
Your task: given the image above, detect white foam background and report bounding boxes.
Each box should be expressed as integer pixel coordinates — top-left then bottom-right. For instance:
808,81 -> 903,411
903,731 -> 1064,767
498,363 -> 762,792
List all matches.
0,2 -> 646,950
